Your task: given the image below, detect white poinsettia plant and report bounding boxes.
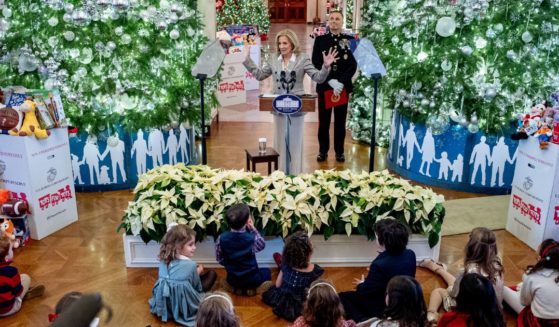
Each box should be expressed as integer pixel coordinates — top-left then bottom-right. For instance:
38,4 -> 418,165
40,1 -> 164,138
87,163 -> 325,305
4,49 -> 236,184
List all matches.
119,164 -> 446,247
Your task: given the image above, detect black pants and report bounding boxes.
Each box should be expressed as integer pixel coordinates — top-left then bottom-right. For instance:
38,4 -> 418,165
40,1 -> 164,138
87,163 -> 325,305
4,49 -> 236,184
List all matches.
339,291 -> 381,323
318,92 -> 348,156
200,270 -> 217,292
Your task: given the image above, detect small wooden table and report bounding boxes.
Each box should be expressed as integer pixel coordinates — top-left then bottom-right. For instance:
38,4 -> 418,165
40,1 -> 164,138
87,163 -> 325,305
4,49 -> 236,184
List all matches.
245,148 -> 280,174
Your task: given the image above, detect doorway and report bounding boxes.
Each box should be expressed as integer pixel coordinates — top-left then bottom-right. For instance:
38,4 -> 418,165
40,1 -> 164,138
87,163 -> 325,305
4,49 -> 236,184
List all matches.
269,0 -> 307,23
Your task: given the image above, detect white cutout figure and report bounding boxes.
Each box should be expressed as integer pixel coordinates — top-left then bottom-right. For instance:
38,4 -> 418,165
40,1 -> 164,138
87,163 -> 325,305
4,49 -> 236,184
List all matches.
397,122 -> 405,166
101,132 -> 127,183
99,166 -> 111,184
148,128 -> 165,168
165,129 -> 179,165
82,135 -> 105,184
177,124 -> 191,164
419,129 -> 435,177
389,113 -> 397,160
451,154 -> 464,182
131,129 -> 149,175
490,137 -> 513,187
71,154 -> 84,184
511,146 -> 519,164
469,136 -> 492,185
434,151 -> 452,180
403,123 -> 421,169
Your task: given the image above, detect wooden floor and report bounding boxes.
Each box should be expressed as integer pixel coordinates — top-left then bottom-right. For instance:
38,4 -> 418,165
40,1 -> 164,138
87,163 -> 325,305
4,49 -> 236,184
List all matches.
2,120 -> 530,326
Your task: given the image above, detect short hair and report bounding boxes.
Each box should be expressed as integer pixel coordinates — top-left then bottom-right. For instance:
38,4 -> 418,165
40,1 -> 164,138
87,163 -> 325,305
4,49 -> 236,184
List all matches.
226,203 -> 250,230
374,218 -> 409,254
196,291 -> 240,327
159,224 -> 196,264
329,9 -> 343,18
0,233 -> 11,262
283,231 -> 313,269
275,29 -> 300,55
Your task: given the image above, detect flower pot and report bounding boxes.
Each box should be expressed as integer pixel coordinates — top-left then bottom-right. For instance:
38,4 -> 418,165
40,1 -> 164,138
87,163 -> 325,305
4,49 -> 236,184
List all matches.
123,233 -> 440,268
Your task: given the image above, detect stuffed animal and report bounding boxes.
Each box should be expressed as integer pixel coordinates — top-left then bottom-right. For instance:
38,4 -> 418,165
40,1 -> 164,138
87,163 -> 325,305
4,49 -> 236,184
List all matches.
0,218 -> 19,248
0,190 -> 9,206
535,117 -> 554,149
511,103 -> 545,140
9,98 -> 50,139
0,104 -> 23,135
2,199 -> 29,217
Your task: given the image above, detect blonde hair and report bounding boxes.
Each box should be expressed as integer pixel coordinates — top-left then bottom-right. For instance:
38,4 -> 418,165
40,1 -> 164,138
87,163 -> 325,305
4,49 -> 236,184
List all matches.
158,224 -> 196,264
276,29 -> 300,55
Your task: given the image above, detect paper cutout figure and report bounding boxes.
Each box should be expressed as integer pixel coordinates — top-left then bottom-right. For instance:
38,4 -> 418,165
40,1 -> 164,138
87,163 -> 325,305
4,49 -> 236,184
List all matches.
165,129 -> 179,165
451,154 -> 464,182
434,151 -> 452,180
419,129 -> 435,177
389,113 -> 397,160
82,135 -> 105,184
403,123 -> 421,169
101,132 -> 127,183
99,166 -> 111,184
397,122 -> 405,166
71,154 -> 84,184
131,129 -> 149,175
490,137 -> 513,187
177,125 -> 191,164
469,136 -> 492,185
148,128 -> 165,168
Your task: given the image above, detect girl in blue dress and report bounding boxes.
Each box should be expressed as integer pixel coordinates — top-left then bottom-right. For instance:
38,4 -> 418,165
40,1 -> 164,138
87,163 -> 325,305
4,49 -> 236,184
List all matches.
262,231 -> 324,321
149,224 -> 217,326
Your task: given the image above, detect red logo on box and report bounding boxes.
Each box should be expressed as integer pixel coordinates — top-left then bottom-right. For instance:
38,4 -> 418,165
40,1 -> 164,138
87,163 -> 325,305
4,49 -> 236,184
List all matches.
512,195 -> 542,225
554,206 -> 559,225
38,185 -> 73,210
218,80 -> 245,93
553,122 -> 559,145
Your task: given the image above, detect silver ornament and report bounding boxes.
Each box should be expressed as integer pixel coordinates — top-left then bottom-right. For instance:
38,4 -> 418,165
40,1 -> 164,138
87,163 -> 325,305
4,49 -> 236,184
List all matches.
467,124 -> 479,134
521,31 -> 533,43
441,59 -> 452,71
64,31 -> 75,41
121,34 -> 131,44
106,41 -> 116,51
435,17 -> 456,37
48,17 -> 58,27
64,3 -> 74,12
460,46 -> 473,56
169,29 -> 180,40
72,10 -> 91,26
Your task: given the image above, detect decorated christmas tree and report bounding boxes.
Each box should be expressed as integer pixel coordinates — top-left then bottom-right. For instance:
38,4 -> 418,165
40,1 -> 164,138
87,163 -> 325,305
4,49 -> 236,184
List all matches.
216,0 -> 270,34
0,0 -> 216,134
348,0 -> 559,145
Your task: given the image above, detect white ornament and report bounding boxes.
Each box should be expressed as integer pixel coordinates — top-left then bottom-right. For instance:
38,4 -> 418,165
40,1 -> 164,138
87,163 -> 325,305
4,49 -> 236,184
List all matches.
461,46 -> 473,56
474,37 -> 487,49
48,17 -> 58,27
441,59 -> 452,71
417,51 -> 428,62
64,31 -> 75,41
435,17 -> 456,37
521,31 -> 533,43
169,29 -> 180,40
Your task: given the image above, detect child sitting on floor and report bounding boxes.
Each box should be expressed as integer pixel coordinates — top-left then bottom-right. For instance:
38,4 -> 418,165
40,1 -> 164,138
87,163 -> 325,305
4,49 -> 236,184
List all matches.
195,291 -> 240,327
149,224 -> 217,326
292,279 -> 356,327
420,227 -> 504,324
339,218 -> 417,323
503,238 -> 559,326
0,232 -> 44,318
263,231 -> 324,321
216,203 -> 271,296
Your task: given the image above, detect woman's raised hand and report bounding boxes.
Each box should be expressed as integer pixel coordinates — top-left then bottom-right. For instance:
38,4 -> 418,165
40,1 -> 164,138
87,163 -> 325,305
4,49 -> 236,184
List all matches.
322,47 -> 339,69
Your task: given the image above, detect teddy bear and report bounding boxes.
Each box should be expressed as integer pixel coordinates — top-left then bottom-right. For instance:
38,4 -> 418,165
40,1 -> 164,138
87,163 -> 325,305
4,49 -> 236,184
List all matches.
0,218 -> 19,248
511,103 -> 545,140
9,97 -> 50,139
0,104 -> 23,135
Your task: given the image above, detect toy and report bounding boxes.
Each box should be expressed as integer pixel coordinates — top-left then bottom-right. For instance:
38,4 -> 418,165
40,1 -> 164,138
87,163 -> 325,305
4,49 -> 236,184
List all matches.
1,199 -> 29,217
0,218 -> 19,248
9,98 -> 50,139
511,103 -> 545,140
0,104 -> 23,135
0,190 -> 9,206
535,117 -> 554,149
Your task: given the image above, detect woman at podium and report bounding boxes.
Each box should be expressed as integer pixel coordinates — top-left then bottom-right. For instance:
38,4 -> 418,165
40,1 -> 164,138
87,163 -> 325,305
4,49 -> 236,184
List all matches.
243,29 -> 338,174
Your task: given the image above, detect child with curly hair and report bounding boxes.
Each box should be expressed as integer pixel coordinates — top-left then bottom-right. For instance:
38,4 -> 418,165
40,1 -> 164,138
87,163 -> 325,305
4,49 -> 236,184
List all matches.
149,224 -> 217,326
263,231 -> 324,321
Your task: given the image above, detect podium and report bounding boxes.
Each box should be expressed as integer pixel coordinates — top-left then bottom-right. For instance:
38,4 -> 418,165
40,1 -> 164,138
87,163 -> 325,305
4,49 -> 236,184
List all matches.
259,95 -> 317,175
506,138 -> 559,250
